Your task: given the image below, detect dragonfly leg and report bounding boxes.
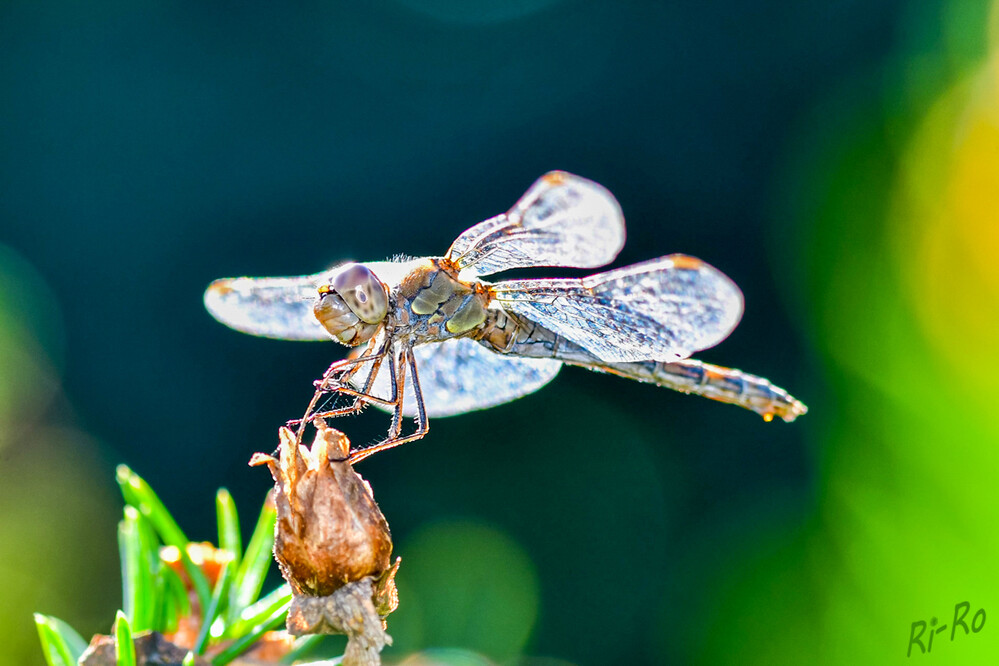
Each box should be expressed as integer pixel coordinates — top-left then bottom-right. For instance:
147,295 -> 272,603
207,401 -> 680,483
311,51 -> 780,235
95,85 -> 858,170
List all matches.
348,345 -> 429,464
293,337 -> 389,439
303,352 -> 393,420
308,343 -> 400,423
386,345 -> 407,439
314,345 -> 383,392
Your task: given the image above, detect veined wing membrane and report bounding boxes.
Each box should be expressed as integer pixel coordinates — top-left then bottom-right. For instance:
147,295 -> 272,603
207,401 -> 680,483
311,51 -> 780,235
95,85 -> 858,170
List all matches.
490,254 -> 744,363
204,273 -> 327,340
350,337 -> 562,418
204,259 -> 424,340
446,171 -> 625,276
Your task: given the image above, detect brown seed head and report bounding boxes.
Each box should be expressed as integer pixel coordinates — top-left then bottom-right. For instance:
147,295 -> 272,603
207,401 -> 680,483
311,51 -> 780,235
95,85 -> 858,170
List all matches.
250,422 -> 393,596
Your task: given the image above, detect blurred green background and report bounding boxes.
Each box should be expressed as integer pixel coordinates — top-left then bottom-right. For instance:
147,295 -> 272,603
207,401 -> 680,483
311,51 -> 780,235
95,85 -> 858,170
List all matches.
2,1 -> 997,664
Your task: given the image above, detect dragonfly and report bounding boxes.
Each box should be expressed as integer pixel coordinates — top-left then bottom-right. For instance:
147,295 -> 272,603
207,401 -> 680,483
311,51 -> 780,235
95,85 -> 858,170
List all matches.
205,171 -> 807,463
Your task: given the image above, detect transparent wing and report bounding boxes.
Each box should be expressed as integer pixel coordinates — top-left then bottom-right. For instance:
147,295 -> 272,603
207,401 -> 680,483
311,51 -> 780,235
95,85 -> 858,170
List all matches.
204,259 -> 424,340
445,171 -> 625,276
350,337 -> 562,418
204,273 -> 327,340
490,254 -> 744,363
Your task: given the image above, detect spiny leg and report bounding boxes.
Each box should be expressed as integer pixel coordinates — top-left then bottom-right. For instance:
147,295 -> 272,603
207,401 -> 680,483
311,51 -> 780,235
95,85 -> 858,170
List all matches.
348,345 -> 430,464
294,336 -> 388,440
386,344 -> 407,439
315,337 -> 387,392
309,342 -> 401,422
305,352 -> 394,419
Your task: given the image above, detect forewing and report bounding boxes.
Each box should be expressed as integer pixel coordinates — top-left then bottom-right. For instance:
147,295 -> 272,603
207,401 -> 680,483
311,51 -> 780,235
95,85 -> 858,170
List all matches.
204,259 -> 424,340
350,337 -> 562,418
204,273 -> 327,340
446,171 -> 625,276
490,254 -> 744,363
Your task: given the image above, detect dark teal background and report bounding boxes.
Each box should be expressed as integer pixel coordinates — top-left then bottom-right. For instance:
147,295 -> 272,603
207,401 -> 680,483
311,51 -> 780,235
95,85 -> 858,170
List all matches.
4,1 -> 997,665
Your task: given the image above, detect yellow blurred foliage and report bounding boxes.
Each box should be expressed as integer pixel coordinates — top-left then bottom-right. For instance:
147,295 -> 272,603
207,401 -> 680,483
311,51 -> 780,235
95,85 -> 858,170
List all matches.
896,54 -> 999,404
0,246 -> 119,665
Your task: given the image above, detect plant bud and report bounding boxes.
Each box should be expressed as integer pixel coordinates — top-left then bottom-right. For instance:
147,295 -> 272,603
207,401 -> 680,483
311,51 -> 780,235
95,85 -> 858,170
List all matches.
250,422 -> 393,596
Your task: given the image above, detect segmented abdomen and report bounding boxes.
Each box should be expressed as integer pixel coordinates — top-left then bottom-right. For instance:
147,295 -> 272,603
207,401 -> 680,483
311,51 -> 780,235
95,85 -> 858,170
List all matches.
475,307 -> 807,422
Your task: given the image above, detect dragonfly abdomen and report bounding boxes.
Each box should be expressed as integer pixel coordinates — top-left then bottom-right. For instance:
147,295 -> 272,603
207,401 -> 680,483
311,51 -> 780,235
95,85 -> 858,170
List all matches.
598,358 -> 807,423
475,307 -> 592,363
476,309 -> 807,422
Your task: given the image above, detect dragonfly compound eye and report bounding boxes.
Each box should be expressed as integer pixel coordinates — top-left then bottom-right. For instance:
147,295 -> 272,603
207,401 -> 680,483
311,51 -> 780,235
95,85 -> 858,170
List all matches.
313,289 -> 358,344
332,263 -> 388,325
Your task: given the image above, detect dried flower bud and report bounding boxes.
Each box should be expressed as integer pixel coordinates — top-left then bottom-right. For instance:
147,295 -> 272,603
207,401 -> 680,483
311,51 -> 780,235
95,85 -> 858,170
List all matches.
251,422 -> 400,665
250,422 -> 393,596
284,556 -> 401,635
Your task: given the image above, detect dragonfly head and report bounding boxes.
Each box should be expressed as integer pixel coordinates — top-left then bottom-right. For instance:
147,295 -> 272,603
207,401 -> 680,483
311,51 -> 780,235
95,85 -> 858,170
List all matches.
314,263 -> 388,346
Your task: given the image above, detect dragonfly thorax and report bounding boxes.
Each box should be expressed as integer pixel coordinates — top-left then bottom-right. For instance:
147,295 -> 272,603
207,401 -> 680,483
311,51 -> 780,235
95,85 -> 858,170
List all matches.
392,260 -> 490,344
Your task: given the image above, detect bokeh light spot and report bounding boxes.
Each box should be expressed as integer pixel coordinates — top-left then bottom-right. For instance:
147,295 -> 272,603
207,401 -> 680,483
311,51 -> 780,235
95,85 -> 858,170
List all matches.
388,521 -> 539,661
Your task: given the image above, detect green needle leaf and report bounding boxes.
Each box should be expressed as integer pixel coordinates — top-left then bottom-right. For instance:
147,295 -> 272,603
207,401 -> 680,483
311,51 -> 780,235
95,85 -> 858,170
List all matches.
114,611 -> 136,666
118,513 -> 141,626
116,465 -> 212,612
216,488 -> 242,567
161,564 -> 192,624
210,602 -> 289,666
138,512 -> 164,631
182,652 -> 198,666
118,507 -> 155,631
226,584 -> 291,639
34,614 -> 88,666
116,465 -> 187,545
228,496 -> 275,622
195,560 -> 235,654
159,576 -> 177,635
